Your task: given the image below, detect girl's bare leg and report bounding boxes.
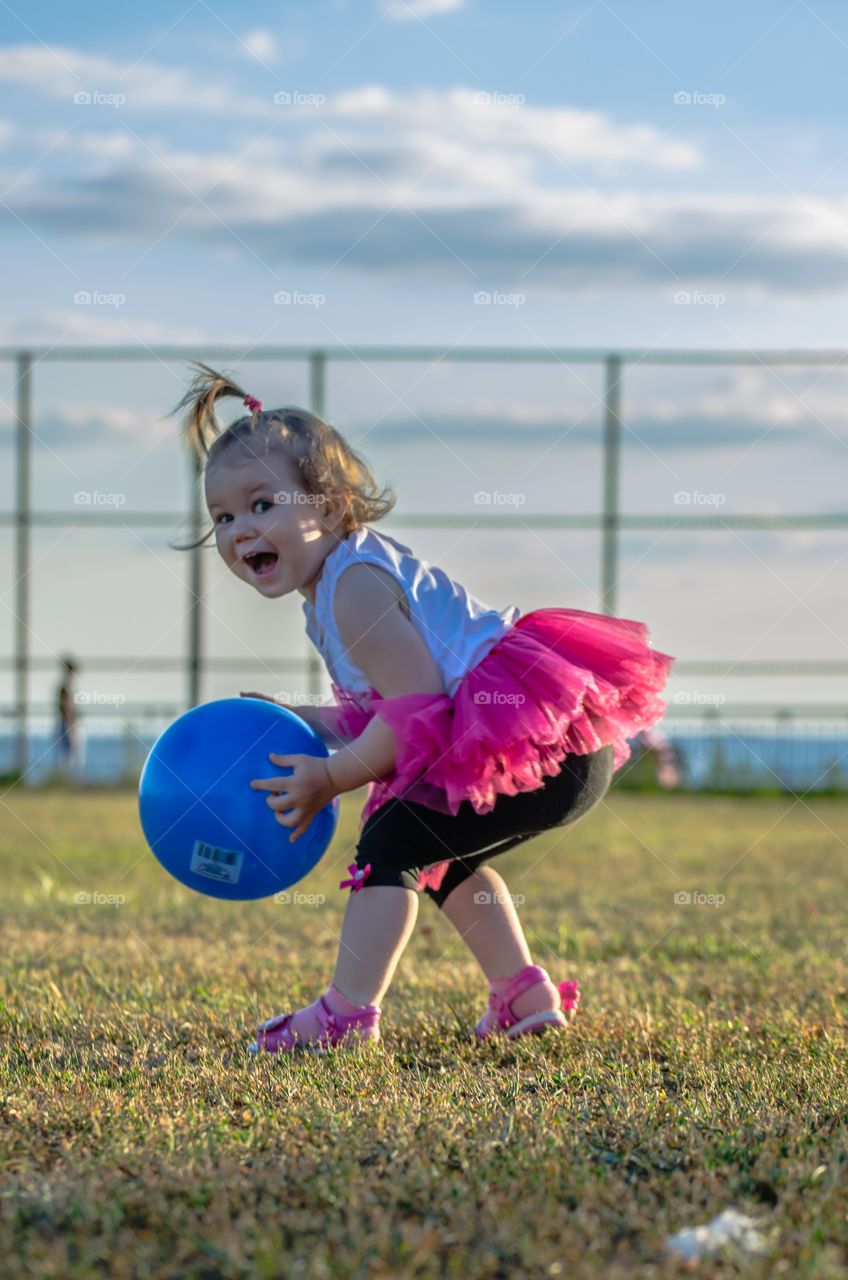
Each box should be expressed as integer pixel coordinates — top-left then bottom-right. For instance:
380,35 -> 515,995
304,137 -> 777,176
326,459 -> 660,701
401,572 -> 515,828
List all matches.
439,866 -> 531,979
269,887 -> 418,1046
331,885 -> 419,1006
439,866 -> 562,1019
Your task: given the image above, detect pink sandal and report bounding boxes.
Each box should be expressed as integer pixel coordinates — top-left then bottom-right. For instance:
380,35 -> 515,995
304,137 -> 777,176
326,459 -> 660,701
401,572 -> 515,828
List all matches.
247,995 -> 382,1056
474,964 -> 580,1041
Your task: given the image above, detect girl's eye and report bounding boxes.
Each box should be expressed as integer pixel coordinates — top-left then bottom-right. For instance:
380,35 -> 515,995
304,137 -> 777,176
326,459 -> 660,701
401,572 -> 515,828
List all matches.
213,500 -> 272,525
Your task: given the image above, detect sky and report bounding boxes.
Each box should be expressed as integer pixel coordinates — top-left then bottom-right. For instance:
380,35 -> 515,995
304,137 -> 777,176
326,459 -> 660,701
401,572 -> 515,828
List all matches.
0,0 -> 846,731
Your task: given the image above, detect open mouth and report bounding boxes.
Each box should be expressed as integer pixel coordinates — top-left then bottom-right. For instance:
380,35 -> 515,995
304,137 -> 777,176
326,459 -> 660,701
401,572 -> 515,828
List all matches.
243,551 -> 279,578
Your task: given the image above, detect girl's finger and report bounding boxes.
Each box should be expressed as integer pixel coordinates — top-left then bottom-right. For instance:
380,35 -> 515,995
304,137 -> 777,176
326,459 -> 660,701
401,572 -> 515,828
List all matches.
250,776 -> 290,790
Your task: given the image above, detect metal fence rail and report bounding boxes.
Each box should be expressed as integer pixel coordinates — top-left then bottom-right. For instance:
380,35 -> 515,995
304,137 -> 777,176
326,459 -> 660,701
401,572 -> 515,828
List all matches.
3,344 -> 846,782
7,704 -> 846,795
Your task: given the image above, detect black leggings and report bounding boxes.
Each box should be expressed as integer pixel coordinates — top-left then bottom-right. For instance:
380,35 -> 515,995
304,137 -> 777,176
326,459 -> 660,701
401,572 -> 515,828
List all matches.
353,744 -> 615,908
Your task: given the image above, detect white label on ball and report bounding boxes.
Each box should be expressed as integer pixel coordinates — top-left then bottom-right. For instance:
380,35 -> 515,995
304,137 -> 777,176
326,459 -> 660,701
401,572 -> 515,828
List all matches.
190,839 -> 245,885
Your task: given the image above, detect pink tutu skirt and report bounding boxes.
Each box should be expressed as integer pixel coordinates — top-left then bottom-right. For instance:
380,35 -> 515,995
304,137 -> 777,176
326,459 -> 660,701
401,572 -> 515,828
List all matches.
329,607 -> 675,893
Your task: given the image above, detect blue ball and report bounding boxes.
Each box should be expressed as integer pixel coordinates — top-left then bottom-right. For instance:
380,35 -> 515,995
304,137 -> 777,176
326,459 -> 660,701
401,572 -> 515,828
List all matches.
137,697 -> 339,900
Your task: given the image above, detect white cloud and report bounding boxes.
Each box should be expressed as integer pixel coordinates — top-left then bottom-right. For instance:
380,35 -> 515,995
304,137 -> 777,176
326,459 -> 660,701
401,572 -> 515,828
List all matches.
242,30 -> 278,62
2,58 -> 847,297
325,85 -> 701,173
4,128 -> 848,295
0,309 -> 208,348
0,398 -> 158,448
359,372 -> 848,450
0,48 -> 699,176
0,44 -> 268,116
384,0 -> 467,19
38,129 -> 138,158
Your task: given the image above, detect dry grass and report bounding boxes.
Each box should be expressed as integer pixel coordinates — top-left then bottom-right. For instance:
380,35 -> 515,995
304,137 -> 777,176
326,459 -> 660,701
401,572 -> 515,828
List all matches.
1,785 -> 846,1279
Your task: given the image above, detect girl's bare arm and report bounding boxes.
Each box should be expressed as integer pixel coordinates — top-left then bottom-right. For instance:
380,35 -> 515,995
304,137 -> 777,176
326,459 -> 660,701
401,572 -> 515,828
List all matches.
325,563 -> 445,793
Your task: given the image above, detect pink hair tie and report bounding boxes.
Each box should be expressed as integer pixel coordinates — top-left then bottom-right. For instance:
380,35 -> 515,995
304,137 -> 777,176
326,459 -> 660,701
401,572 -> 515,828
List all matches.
243,394 -> 263,413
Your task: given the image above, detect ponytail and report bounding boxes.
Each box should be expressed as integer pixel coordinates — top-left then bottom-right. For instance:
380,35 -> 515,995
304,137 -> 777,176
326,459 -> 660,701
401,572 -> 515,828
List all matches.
168,359 -> 260,466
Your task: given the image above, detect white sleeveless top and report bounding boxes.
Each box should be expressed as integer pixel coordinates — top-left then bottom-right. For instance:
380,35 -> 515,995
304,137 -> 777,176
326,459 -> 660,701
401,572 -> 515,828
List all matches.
302,526 -> 521,698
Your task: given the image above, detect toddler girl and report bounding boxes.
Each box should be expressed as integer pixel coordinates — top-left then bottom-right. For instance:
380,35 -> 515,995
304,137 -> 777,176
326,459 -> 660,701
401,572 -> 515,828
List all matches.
171,361 -> 675,1054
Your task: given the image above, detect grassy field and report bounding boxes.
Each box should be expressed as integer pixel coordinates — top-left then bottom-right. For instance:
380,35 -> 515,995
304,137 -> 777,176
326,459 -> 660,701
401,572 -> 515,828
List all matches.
0,784 -> 846,1279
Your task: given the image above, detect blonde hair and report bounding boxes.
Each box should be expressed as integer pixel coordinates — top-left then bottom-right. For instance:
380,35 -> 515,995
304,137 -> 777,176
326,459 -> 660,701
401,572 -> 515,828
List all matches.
167,360 -> 396,552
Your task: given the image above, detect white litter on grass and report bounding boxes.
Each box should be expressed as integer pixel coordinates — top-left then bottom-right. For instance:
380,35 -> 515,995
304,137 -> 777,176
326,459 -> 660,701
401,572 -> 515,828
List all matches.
665,1208 -> 767,1263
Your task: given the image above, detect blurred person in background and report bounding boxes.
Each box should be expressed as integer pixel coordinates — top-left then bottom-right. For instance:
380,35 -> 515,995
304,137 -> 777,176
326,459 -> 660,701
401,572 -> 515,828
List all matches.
54,656 -> 85,784
634,726 -> 681,789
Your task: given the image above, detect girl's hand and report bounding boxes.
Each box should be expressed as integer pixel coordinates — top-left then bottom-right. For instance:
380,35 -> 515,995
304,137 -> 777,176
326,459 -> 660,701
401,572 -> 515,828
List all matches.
250,753 -> 337,844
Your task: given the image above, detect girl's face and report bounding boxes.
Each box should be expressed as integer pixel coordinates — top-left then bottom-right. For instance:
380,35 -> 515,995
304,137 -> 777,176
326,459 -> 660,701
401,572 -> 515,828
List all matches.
205,446 -> 346,603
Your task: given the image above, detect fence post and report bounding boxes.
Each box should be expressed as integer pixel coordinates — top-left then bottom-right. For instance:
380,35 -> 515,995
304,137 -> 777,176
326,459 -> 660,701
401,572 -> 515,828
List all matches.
706,703 -> 724,788
307,352 -> 326,702
187,449 -> 204,708
310,349 -> 326,418
776,705 -> 792,792
14,352 -> 32,775
601,354 -> 622,616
